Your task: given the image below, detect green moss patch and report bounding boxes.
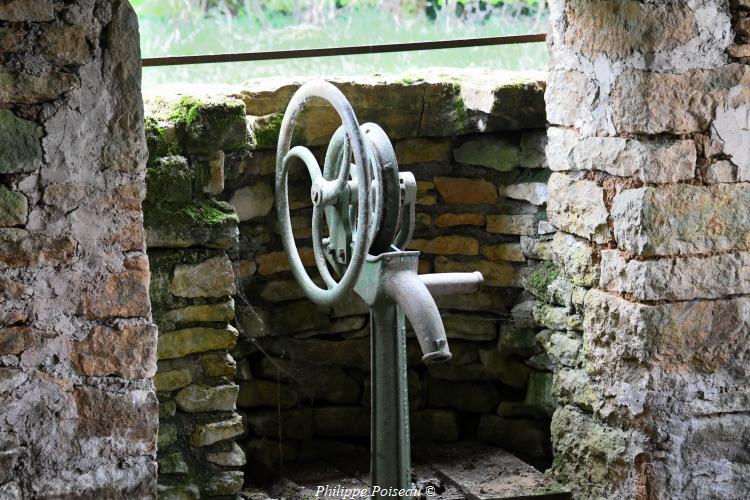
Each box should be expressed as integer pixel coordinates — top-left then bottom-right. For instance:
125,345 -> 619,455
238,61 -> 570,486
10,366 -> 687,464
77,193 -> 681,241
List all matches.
523,260 -> 560,300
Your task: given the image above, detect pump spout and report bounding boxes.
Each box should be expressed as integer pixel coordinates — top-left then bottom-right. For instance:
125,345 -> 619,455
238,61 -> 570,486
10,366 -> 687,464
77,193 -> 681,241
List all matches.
385,268 -> 452,363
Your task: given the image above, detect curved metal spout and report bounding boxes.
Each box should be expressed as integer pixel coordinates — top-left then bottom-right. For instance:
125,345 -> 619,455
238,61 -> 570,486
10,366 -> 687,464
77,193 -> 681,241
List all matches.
385,269 -> 452,364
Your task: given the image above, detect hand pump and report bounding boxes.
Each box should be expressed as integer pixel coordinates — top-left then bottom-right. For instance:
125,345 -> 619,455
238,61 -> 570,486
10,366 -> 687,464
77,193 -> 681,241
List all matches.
275,81 -> 484,499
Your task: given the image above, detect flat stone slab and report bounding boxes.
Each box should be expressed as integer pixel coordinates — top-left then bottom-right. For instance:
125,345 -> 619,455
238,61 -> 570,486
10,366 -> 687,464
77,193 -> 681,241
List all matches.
415,443 -> 571,500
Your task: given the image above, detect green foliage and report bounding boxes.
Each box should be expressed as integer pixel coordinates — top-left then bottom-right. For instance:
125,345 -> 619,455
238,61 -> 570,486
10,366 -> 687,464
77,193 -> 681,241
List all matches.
136,0 -> 549,88
181,201 -> 240,225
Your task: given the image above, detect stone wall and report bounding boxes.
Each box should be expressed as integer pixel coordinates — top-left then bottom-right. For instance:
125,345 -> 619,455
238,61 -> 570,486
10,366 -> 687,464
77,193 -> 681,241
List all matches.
143,69 -> 555,492
0,1 -> 158,498
143,96 -> 246,498
543,1 -> 750,498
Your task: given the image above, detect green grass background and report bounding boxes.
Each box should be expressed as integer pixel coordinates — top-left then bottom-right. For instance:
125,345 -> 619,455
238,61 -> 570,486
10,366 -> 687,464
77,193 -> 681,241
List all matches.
134,0 -> 550,89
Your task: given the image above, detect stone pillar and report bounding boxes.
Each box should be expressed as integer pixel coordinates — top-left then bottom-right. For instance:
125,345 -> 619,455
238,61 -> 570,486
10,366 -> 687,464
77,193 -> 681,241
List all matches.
544,1 -> 750,498
0,1 -> 157,498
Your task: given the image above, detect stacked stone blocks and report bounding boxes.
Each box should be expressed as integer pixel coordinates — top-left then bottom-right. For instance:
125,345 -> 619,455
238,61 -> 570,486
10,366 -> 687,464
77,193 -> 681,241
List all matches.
543,1 -> 750,498
145,96 -> 246,498
0,1 -> 158,498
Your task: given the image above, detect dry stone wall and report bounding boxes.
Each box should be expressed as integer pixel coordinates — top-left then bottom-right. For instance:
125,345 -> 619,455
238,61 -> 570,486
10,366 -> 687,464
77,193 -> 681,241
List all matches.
143,97 -> 245,498
544,1 -> 750,498
0,1 -> 157,498
143,69 -> 556,490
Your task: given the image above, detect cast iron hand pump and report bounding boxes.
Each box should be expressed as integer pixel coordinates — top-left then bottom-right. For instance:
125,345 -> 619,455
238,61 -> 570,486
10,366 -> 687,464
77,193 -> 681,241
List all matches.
276,81 -> 484,499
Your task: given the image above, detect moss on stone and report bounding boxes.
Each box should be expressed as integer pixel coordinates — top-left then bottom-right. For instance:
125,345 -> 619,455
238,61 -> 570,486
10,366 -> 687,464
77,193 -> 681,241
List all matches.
151,95 -> 248,154
250,113 -> 284,150
181,201 -> 240,226
144,116 -> 179,165
524,260 -> 561,300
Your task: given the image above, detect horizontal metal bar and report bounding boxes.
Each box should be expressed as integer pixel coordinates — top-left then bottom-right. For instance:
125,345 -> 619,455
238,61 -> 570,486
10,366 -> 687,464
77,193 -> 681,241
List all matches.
142,33 -> 547,67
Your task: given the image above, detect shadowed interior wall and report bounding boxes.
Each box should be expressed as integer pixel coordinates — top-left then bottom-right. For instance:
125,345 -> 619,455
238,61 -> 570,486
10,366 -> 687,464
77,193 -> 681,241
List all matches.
543,0 -> 750,498
0,1 -> 157,497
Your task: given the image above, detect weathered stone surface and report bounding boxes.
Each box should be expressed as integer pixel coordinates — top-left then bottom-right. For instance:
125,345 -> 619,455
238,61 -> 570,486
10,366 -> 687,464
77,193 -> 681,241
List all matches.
73,323 -> 157,379
74,386 -> 158,456
703,160 -> 737,184
158,325 -> 239,359
434,256 -> 519,288
165,299 -> 235,325
0,229 -> 77,268
0,109 -> 44,174
206,443 -> 246,467
256,248 -> 315,275
237,380 -> 298,408
534,304 -> 582,332
550,406 -> 645,500
485,214 -> 537,235
480,242 -> 525,262
478,349 -> 531,389
433,177 -> 497,205
600,250 -> 750,302
563,0 -> 697,59
203,471 -> 244,496
541,331 -> 581,368
158,452 -> 189,475
175,384 -> 238,413
584,289 -> 750,377
395,138 -> 452,164
434,213 -> 486,227
545,69 -> 598,129
439,313 -> 497,341
409,235 -> 479,255
519,236 -> 554,261
453,137 -> 519,171
547,127 -> 697,183
229,183 -> 274,221
79,269 -> 152,320
153,369 -> 192,392
611,65 -> 750,134
0,69 -> 80,104
501,182 -> 548,206
477,415 -> 551,458
148,94 -> 248,153
41,25 -> 90,65
200,352 -> 237,377
411,410 -> 460,442
0,327 -> 42,356
259,279 -> 305,302
498,324 -> 538,357
519,130 -> 548,169
612,184 -> 750,256
146,156 -> 193,204
192,415 -> 244,447
0,185 -> 27,226
548,173 -> 611,244
711,86 -> 750,181
0,0 -> 55,21
551,231 -> 599,287
524,371 -> 556,417
144,201 -> 239,250
171,255 -> 237,298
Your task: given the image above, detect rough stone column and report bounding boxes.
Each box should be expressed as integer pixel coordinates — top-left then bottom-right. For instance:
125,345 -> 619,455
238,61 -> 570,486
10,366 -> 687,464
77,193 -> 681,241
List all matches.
0,1 -> 157,498
543,1 -> 750,499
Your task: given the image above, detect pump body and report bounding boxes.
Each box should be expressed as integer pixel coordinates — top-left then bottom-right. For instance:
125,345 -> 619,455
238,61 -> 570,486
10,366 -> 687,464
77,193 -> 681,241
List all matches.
276,81 -> 483,498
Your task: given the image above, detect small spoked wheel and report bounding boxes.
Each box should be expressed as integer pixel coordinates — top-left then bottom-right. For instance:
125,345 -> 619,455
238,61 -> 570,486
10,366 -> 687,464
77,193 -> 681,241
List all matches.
276,80 -> 398,306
